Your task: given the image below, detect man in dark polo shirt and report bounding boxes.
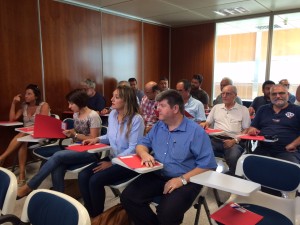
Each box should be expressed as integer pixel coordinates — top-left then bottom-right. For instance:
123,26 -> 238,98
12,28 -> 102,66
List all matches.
248,80 -> 275,116
247,84 -> 300,163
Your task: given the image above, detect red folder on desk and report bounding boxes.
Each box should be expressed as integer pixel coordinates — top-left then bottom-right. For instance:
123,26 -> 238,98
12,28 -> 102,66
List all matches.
33,114 -> 66,139
118,154 -> 161,169
211,202 -> 263,225
184,110 -> 194,119
66,143 -> 109,152
238,135 -> 265,141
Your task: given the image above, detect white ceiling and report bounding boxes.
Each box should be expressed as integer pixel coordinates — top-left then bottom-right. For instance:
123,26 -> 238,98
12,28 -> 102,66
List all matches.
59,0 -> 300,27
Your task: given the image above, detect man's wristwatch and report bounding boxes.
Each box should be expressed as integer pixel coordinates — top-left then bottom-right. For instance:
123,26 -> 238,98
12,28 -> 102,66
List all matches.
234,138 -> 239,144
180,175 -> 187,185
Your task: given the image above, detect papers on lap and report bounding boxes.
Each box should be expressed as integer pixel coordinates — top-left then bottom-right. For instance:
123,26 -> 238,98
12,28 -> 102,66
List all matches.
66,143 -> 110,152
33,114 -> 66,138
211,202 -> 263,225
114,154 -> 163,173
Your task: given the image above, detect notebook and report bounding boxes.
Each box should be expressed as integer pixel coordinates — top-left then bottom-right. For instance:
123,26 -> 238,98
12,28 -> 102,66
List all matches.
66,143 -> 110,152
211,202 -> 263,225
33,114 -> 66,139
238,134 -> 265,141
116,154 -> 163,173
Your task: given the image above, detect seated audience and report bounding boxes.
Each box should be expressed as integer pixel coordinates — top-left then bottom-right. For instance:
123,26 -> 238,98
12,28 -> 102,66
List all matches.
128,77 -> 145,102
81,78 -> 106,114
120,90 -> 217,225
213,77 -> 243,106
247,84 -> 300,164
279,79 -> 296,103
0,84 -> 50,186
78,85 -> 145,218
190,74 -> 210,109
248,80 -> 275,116
202,85 -> 251,175
140,81 -> 160,133
176,79 -> 206,122
158,77 -> 169,92
17,89 -> 101,197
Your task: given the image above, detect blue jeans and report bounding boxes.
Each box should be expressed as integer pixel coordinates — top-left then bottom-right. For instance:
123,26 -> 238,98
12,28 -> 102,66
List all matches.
78,159 -> 138,217
27,150 -> 98,192
211,137 -> 244,175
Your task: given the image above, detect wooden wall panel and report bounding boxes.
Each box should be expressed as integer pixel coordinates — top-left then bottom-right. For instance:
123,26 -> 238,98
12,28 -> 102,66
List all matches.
171,23 -> 215,100
0,0 -> 42,162
40,0 -> 102,115
143,23 -> 170,85
102,13 -> 142,100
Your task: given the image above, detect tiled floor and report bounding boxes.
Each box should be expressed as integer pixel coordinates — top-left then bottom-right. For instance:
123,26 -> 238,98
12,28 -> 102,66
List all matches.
12,161 -> 230,225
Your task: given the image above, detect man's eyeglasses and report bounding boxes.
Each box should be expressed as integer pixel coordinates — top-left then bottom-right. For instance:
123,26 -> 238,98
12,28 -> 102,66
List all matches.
271,92 -> 286,97
221,92 -> 233,96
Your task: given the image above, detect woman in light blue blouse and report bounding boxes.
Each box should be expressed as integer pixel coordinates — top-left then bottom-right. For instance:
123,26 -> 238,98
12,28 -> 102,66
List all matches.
78,85 -> 145,218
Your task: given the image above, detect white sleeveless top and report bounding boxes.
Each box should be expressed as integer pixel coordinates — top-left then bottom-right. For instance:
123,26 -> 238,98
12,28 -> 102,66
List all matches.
22,102 -> 49,127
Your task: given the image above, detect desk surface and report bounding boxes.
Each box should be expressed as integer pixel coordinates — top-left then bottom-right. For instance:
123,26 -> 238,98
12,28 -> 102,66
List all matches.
65,143 -> 111,153
0,121 -> 23,126
17,135 -> 45,143
15,126 -> 34,135
190,171 -> 261,196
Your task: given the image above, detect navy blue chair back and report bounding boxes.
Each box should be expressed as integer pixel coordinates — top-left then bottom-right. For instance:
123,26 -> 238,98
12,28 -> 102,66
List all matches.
27,192 -> 79,225
0,171 -> 9,211
243,155 -> 300,192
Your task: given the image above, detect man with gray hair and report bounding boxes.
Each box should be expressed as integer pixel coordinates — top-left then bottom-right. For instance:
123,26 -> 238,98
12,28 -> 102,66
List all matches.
81,78 -> 106,114
202,85 -> 251,175
213,77 -> 243,106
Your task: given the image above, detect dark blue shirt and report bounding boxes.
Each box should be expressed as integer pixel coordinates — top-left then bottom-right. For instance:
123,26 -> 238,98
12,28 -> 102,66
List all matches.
87,92 -> 106,112
250,96 -> 271,112
251,103 -> 300,152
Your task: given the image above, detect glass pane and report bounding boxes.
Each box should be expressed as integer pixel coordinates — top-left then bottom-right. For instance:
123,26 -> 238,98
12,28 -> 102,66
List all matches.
214,17 -> 270,102
270,12 -> 300,97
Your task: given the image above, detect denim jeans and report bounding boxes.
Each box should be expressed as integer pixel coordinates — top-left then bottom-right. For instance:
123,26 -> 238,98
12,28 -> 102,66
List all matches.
27,150 -> 98,192
78,159 -> 138,217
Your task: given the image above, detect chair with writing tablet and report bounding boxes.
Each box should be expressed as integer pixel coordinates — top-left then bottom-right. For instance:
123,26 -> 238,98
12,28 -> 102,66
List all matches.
211,154 -> 300,225
0,189 -> 90,225
0,167 -> 17,217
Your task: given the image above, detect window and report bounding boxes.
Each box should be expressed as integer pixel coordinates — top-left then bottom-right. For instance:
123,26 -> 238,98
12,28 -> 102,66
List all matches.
214,12 -> 300,102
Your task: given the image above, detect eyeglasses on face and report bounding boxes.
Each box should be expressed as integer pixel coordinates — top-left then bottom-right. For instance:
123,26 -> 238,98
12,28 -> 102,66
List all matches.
221,92 -> 233,96
271,92 -> 286,97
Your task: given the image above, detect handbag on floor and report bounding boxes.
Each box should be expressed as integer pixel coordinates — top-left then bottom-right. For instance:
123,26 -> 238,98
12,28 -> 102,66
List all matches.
91,203 -> 131,225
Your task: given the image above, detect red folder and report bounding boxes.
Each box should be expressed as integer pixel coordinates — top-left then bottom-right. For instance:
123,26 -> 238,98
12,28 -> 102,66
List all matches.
211,202 -> 263,225
66,143 -> 109,152
118,154 -> 161,169
33,114 -> 66,139
238,135 -> 265,141
184,110 -> 194,119
16,126 -> 34,134
205,128 -> 223,134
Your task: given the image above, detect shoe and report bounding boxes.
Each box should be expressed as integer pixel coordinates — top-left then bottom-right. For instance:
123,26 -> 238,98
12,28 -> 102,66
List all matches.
16,185 -> 32,200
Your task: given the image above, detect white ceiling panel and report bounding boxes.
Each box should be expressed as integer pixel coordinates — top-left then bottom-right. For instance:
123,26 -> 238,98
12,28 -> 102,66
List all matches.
60,0 -> 300,27
193,1 -> 270,21
256,0 -> 300,11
